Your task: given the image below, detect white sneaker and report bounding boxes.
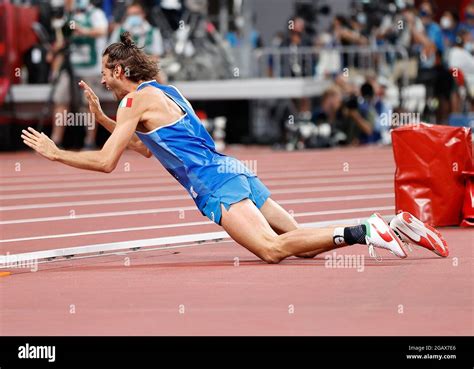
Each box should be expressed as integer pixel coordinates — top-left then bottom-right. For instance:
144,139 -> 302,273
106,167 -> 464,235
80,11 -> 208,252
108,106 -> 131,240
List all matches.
364,213 -> 407,259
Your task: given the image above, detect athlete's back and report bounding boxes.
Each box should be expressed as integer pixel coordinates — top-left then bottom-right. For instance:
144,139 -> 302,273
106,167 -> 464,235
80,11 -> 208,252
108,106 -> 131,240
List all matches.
134,80 -> 255,213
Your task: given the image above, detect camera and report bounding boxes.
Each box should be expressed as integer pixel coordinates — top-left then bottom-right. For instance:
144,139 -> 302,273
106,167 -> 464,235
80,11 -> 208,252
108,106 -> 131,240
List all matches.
343,94 -> 359,110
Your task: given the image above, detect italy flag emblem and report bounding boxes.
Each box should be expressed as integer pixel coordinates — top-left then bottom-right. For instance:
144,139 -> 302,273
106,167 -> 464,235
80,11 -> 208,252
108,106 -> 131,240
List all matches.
119,97 -> 133,108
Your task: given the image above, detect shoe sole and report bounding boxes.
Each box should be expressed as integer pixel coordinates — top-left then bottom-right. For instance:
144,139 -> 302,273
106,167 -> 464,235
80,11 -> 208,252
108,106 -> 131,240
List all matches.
392,212 -> 449,257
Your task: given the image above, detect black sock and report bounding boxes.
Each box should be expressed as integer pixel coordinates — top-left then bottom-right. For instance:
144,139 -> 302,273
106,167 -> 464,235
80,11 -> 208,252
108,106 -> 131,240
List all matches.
343,224 -> 367,245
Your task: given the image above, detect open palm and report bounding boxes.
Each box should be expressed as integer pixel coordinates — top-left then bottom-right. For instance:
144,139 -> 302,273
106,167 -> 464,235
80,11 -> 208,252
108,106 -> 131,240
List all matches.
21,127 -> 59,161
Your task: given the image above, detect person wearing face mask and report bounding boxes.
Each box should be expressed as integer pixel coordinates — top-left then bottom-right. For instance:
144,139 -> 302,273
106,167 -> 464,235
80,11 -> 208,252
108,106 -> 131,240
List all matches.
460,2 -> 474,40
110,1 -> 164,61
51,0 -> 108,149
440,10 -> 459,48
447,29 -> 474,95
418,1 -> 444,53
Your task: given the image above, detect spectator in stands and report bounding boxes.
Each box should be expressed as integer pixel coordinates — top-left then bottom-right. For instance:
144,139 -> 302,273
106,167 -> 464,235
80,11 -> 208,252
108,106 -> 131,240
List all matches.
402,3 -> 437,88
372,77 -> 393,144
375,2 -> 409,47
315,32 -> 341,78
50,0 -> 108,149
394,3 -> 431,54
225,14 -> 263,49
266,31 -> 284,77
432,50 -> 459,123
332,15 -> 368,47
279,16 -> 314,123
331,15 -> 368,71
358,81 -> 381,144
440,10 -> 460,49
280,16 -> 313,77
460,2 -> 474,42
110,1 -> 164,60
447,29 -> 474,94
418,1 -> 444,53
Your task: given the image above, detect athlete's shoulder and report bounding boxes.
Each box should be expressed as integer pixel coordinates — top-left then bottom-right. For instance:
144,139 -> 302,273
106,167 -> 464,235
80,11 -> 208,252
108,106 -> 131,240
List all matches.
118,91 -> 140,110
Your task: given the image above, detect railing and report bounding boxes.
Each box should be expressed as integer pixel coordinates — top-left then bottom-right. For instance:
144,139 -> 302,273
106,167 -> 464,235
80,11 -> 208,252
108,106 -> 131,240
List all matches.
253,45 -> 410,86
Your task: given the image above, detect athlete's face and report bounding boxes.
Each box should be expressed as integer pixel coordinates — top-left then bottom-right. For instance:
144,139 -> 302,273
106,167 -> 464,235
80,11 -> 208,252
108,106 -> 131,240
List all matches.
101,56 -> 126,101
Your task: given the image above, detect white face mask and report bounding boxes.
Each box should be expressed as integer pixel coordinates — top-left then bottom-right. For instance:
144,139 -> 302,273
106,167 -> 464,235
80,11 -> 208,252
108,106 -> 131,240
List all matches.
440,16 -> 452,29
465,42 -> 474,53
75,0 -> 90,10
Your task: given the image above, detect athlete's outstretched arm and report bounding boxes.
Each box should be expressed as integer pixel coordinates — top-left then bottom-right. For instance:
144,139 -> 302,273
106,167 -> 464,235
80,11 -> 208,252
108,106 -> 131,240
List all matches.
79,80 -> 151,158
21,92 -> 142,173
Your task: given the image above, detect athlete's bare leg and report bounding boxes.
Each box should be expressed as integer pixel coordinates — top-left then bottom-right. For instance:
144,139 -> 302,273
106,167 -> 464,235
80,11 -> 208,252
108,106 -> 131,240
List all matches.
220,199 -> 356,264
259,198 -> 351,258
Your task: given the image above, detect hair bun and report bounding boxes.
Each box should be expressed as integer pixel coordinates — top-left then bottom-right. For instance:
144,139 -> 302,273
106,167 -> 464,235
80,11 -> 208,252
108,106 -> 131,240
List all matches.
120,32 -> 136,48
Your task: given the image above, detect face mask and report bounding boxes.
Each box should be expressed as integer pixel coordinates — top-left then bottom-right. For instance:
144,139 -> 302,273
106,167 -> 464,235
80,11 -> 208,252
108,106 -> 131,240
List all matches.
440,16 -> 452,29
235,16 -> 244,29
466,12 -> 474,20
75,0 -> 89,10
419,10 -> 429,18
465,42 -> 474,53
357,13 -> 367,26
125,15 -> 143,28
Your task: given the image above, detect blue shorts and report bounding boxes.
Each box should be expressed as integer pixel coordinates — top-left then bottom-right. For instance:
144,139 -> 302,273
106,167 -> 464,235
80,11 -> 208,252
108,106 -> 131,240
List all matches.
201,175 -> 271,225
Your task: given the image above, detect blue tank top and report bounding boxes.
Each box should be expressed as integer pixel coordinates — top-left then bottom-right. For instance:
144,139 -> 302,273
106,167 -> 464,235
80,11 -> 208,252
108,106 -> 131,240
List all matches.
135,80 -> 256,212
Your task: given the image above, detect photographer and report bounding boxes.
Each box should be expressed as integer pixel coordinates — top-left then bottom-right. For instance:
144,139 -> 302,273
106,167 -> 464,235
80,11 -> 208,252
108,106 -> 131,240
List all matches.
110,1 -> 164,61
313,85 -> 374,147
50,0 -> 108,149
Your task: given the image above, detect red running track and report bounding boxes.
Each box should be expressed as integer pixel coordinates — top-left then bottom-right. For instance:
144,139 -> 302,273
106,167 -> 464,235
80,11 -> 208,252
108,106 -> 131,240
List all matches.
0,146 -> 472,335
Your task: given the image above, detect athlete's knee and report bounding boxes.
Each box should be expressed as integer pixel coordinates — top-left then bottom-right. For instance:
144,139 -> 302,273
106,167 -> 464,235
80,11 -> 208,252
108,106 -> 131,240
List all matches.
259,236 -> 285,264
260,250 -> 283,264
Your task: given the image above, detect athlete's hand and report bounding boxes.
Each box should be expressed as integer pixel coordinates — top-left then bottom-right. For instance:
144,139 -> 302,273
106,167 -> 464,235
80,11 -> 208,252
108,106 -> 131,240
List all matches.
79,80 -> 105,122
21,127 -> 60,161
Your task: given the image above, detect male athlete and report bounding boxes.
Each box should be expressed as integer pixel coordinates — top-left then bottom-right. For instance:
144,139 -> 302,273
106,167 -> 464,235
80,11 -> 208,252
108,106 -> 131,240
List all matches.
22,33 -> 449,263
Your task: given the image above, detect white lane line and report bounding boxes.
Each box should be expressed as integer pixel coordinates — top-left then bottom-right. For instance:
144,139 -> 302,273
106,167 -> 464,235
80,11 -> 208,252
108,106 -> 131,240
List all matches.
0,215 -> 394,264
0,220 -> 213,243
0,194 -> 394,224
0,162 -> 395,183
272,183 -> 392,195
0,184 -> 393,211
294,206 -> 394,218
0,168 -> 394,192
0,194 -> 186,211
0,175 -> 393,200
0,205 -> 394,243
1,206 -> 197,224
